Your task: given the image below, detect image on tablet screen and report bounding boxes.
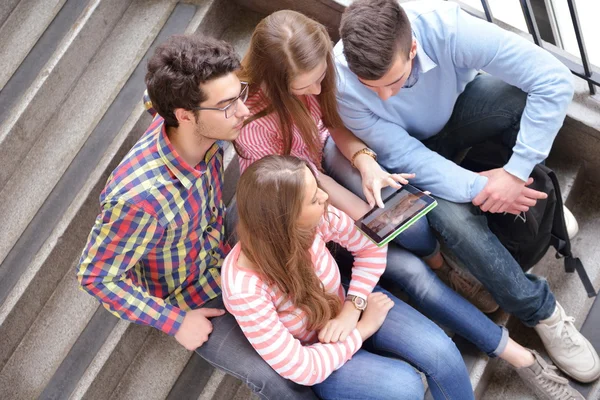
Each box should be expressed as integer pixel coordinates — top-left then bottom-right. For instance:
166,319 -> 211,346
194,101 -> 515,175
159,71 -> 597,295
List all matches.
362,191 -> 428,237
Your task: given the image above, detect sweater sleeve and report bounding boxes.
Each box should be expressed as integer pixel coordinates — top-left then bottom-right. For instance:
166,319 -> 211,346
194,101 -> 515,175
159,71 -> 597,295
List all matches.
225,290 -> 362,385
320,206 -> 387,299
448,4 -> 573,180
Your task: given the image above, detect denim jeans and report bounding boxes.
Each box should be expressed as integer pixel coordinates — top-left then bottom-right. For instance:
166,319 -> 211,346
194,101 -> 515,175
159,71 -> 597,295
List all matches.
322,138 -> 439,259
313,286 -> 476,400
325,74 -> 557,326
194,199 -> 318,400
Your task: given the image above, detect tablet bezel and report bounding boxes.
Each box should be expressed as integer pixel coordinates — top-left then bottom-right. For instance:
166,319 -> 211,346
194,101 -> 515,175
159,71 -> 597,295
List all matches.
355,185 -> 437,246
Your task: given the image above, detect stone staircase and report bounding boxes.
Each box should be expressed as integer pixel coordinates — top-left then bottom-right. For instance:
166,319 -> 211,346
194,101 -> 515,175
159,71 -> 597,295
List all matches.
0,0 -> 598,399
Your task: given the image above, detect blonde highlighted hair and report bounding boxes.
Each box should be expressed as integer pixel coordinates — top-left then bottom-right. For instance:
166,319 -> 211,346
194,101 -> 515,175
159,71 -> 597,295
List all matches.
237,10 -> 344,167
236,155 -> 341,331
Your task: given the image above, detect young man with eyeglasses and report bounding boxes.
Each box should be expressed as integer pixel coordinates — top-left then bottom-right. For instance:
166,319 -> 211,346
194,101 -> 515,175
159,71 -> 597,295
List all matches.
77,34 -> 317,399
327,0 -> 599,389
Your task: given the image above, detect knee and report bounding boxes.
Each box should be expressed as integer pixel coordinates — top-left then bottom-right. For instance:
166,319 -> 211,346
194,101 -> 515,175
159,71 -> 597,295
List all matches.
419,332 -> 464,377
384,246 -> 435,296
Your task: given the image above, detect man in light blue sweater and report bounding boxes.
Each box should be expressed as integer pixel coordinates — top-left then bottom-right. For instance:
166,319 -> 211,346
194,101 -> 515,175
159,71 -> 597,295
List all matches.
327,0 -> 599,385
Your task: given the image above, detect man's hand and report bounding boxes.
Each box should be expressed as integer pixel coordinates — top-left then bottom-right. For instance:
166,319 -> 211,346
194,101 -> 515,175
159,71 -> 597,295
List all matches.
354,154 -> 415,208
174,308 -> 225,350
318,301 -> 361,343
472,168 -> 547,215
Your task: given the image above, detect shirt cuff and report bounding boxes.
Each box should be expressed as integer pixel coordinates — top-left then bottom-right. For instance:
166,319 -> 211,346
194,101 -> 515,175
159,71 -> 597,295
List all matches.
154,304 -> 186,336
469,174 -> 488,201
346,286 -> 370,300
504,152 -> 535,182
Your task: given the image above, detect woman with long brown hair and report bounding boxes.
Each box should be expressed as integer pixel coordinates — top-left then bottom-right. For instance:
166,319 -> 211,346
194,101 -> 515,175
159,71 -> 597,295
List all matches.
234,9 -> 499,313
222,155 -> 580,400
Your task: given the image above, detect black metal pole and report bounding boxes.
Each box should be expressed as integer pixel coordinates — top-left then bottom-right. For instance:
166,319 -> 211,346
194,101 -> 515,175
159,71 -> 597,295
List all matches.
480,0 -> 494,23
519,0 -> 543,47
566,0 -> 596,95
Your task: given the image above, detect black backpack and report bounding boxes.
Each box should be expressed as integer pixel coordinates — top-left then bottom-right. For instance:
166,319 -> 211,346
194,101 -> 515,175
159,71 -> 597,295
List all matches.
460,141 -> 596,297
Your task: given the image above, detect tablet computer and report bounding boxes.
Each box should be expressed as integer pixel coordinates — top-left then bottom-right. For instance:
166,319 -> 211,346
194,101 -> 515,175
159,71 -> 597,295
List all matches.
355,185 -> 437,247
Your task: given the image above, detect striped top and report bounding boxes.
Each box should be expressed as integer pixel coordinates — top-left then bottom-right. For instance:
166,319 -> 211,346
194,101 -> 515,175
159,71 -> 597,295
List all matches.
77,103 -> 228,336
222,206 -> 387,385
236,89 -> 329,173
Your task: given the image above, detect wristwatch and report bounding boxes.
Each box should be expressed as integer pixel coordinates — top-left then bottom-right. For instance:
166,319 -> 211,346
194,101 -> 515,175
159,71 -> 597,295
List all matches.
346,295 -> 367,311
350,147 -> 377,168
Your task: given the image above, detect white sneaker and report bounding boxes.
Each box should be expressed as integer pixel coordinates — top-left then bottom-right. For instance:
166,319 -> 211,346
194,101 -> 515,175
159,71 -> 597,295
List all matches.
534,302 -> 600,383
563,206 -> 579,240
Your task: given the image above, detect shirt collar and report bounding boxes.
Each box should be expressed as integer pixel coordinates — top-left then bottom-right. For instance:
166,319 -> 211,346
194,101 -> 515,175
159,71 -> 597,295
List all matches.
156,120 -> 221,190
403,38 -> 437,89
414,37 -> 437,74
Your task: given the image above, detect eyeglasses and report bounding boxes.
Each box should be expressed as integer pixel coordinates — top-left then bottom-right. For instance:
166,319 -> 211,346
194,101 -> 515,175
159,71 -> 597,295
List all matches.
192,82 -> 249,119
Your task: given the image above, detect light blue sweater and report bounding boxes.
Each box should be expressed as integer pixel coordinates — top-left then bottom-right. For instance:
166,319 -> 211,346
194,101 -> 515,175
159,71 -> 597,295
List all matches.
334,0 -> 574,203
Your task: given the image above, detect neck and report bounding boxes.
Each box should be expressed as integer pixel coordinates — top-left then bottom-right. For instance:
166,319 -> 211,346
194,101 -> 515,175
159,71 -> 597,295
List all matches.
167,125 -> 215,168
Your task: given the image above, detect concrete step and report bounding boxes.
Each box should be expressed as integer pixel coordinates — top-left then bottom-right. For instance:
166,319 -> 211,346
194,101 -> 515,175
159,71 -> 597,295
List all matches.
108,328 -> 192,400
0,0 -> 132,191
75,322 -> 153,400
0,261 -> 99,399
546,146 -> 586,208
0,0 -> 176,299
0,0 -> 93,127
0,0 -> 20,28
0,0 -> 180,375
0,0 -> 67,90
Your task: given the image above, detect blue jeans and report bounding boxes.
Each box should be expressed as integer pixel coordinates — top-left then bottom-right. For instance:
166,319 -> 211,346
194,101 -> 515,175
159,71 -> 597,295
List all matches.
314,286 -> 480,400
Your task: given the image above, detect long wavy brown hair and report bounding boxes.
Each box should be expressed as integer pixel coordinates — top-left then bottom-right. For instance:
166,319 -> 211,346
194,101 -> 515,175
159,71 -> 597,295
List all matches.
237,10 -> 344,167
236,155 -> 342,331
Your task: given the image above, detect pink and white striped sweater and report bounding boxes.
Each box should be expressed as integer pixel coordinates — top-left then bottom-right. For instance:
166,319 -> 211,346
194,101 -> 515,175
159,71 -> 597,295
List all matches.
222,206 -> 387,385
236,90 -> 329,173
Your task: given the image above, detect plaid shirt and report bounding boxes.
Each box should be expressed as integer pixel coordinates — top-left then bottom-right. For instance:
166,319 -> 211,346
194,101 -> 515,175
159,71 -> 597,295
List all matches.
77,102 -> 228,335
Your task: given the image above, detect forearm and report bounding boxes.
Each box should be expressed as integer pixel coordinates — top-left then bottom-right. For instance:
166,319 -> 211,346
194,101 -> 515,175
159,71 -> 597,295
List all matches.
329,126 -> 375,173
319,173 -> 370,220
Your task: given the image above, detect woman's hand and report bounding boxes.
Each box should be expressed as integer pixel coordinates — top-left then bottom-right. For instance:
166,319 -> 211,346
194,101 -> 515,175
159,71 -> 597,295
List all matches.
354,155 -> 415,208
356,292 -> 394,341
318,301 -> 361,343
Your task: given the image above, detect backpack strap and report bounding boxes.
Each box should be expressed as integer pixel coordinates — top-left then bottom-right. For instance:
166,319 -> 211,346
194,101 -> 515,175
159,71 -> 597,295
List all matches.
546,168 -> 597,297
564,256 -> 597,297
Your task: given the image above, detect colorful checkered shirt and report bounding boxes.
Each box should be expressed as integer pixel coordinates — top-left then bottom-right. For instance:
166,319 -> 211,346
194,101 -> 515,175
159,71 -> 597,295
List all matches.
77,101 -> 228,336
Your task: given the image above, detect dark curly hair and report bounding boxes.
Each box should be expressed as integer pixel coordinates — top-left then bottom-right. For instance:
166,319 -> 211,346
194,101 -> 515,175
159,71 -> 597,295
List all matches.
145,34 -> 240,127
340,0 -> 412,80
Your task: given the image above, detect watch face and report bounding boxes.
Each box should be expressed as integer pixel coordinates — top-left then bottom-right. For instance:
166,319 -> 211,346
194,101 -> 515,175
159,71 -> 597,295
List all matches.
354,297 -> 367,309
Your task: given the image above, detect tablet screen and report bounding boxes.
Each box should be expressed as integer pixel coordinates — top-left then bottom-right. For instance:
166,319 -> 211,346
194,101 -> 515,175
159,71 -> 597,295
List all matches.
356,185 -> 435,244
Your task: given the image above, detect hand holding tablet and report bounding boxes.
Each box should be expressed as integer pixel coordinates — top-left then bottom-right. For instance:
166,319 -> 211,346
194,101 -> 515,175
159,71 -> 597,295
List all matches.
355,185 -> 437,247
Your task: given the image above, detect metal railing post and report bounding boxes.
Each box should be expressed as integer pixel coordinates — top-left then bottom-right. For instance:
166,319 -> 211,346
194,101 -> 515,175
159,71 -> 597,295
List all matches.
480,0 -> 494,23
565,0 -> 596,95
519,0 -> 543,47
